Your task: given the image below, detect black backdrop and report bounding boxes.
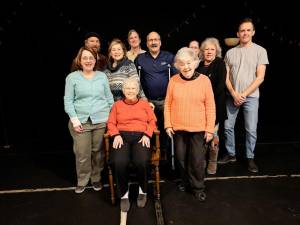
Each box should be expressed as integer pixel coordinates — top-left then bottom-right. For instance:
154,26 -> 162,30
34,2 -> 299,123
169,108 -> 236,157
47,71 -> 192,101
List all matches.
0,1 -> 299,150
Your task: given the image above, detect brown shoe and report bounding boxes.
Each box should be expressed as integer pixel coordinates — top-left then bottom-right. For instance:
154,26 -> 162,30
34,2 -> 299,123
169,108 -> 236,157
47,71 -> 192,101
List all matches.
207,161 -> 217,175
218,154 -> 236,164
248,159 -> 259,173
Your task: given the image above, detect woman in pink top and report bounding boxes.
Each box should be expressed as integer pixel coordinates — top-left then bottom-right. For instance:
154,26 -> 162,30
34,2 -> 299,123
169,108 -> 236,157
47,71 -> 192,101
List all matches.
164,47 -> 215,201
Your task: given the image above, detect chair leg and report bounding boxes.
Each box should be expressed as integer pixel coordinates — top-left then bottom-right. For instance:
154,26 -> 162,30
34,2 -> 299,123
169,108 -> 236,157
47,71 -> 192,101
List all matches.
155,164 -> 160,200
108,166 -> 116,205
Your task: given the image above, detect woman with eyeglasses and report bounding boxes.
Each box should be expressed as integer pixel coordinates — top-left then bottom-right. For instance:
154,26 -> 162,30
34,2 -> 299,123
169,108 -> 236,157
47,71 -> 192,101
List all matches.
64,46 -> 114,194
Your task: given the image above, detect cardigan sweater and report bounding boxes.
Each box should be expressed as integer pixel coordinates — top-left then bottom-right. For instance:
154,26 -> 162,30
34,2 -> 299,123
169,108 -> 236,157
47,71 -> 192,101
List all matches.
64,70 -> 114,126
104,58 -> 146,101
107,99 -> 157,137
164,73 -> 215,133
197,57 -> 227,124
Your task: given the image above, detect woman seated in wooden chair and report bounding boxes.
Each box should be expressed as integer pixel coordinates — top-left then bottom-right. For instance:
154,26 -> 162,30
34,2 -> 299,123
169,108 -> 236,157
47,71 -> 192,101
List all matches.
107,77 -> 157,212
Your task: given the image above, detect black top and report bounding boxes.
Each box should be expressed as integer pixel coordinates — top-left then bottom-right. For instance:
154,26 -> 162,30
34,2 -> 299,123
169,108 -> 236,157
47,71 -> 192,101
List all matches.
196,57 -> 228,124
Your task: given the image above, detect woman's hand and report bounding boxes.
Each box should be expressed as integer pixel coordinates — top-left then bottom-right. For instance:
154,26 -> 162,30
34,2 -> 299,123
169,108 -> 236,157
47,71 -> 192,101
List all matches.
204,132 -> 214,143
149,102 -> 155,110
139,135 -> 150,148
113,135 -> 123,149
74,125 -> 84,133
166,127 -> 174,138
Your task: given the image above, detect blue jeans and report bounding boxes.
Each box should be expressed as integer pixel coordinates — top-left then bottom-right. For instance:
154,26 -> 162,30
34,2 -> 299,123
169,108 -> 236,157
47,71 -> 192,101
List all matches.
224,96 -> 259,159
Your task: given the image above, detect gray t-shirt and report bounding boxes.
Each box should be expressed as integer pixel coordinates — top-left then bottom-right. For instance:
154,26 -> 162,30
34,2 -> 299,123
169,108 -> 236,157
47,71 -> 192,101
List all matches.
224,43 -> 269,98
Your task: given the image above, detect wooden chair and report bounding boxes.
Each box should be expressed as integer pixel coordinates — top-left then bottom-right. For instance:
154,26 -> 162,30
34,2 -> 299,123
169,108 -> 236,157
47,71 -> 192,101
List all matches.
104,130 -> 161,205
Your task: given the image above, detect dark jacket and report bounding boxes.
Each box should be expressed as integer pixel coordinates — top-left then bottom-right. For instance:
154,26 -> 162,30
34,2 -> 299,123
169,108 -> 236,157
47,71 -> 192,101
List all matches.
197,57 -> 227,124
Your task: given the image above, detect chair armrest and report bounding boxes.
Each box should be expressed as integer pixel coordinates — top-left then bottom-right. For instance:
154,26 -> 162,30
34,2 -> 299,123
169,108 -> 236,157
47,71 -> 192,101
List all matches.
104,132 -> 110,138
154,129 -> 160,135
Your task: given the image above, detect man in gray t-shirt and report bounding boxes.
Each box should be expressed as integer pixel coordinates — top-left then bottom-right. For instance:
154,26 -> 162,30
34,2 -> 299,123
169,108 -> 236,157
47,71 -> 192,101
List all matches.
218,18 -> 269,173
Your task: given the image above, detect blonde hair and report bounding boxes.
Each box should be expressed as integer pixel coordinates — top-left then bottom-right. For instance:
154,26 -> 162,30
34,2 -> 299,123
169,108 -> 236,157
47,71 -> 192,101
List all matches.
199,37 -> 222,61
108,38 -> 127,61
128,29 -> 140,40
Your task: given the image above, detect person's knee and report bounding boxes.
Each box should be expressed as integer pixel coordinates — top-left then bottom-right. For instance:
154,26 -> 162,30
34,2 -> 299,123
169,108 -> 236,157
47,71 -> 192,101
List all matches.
111,158 -> 128,170
134,158 -> 150,169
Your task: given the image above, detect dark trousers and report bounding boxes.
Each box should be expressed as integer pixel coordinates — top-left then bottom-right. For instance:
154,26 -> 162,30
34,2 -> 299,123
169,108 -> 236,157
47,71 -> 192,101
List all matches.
109,131 -> 151,198
174,131 -> 207,192
151,100 -> 170,159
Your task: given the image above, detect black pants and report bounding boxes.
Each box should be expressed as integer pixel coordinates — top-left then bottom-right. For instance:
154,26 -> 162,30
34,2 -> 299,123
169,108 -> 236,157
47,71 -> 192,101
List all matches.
174,131 -> 207,193
109,131 -> 151,198
151,100 -> 170,159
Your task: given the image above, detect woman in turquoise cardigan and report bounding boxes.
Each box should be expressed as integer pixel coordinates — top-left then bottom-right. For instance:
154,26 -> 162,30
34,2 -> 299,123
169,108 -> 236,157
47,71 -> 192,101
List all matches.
64,46 -> 114,193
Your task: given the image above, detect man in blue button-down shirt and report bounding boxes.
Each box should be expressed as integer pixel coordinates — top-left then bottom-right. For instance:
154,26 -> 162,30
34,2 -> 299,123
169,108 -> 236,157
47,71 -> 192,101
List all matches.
135,31 -> 177,164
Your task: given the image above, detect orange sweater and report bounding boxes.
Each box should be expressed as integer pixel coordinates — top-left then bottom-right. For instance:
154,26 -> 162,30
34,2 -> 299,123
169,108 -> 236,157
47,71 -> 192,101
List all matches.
164,74 -> 215,133
107,99 -> 157,137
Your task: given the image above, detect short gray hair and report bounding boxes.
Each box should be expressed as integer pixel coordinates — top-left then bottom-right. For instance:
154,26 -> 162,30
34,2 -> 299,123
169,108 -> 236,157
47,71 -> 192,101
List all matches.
174,47 -> 200,70
122,77 -> 140,93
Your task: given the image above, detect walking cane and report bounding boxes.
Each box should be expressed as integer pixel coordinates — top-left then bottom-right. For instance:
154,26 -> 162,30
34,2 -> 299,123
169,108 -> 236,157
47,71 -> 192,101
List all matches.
170,134 -> 175,170
137,66 -> 141,78
167,64 -> 175,171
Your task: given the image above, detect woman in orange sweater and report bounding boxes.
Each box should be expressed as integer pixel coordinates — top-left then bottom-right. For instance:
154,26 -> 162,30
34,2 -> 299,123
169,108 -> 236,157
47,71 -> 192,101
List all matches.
107,77 -> 157,212
164,47 -> 215,201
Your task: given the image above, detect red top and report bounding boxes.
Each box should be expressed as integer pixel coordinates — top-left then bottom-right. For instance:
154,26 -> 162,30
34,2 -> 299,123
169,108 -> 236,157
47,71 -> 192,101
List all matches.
107,99 -> 157,137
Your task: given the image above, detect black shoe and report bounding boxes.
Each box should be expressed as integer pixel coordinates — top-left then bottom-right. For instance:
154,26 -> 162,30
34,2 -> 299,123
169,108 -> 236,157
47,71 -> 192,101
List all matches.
194,191 -> 206,202
137,194 -> 147,208
248,159 -> 258,173
218,154 -> 236,164
120,198 -> 130,212
92,181 -> 103,191
177,183 -> 186,192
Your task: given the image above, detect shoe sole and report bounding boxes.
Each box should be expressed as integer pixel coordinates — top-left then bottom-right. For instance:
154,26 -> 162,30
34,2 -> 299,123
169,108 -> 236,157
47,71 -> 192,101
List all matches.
93,187 -> 103,191
217,159 -> 236,164
207,170 -> 216,175
248,169 -> 258,173
75,188 -> 85,194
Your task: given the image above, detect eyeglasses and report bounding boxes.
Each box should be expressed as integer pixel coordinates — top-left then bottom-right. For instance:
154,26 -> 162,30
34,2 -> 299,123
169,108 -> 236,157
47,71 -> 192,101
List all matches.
148,38 -> 160,42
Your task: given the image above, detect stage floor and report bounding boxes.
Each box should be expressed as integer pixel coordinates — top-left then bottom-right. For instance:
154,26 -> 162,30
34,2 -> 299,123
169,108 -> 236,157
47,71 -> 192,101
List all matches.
1,142 -> 300,225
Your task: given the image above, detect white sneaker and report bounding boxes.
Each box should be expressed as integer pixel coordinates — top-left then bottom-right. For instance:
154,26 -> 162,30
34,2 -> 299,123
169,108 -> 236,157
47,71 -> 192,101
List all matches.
75,186 -> 85,194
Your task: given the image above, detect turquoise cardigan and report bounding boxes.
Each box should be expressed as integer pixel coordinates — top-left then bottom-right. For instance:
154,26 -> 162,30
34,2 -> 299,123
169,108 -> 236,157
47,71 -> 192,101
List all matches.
64,70 -> 114,124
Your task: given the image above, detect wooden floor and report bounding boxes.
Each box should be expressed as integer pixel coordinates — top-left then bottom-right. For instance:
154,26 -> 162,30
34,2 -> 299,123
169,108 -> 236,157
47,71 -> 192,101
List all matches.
1,142 -> 300,225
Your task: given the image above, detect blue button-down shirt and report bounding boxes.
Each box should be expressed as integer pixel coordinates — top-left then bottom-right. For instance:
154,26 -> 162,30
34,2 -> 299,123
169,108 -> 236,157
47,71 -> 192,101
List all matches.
135,51 -> 177,100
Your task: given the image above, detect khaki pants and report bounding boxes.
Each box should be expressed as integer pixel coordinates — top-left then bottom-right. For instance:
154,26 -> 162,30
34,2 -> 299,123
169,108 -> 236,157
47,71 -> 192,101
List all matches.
68,120 -> 106,186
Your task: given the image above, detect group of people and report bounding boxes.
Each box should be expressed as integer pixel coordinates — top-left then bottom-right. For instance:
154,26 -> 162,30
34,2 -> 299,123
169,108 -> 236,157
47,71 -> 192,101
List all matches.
63,17 -> 269,212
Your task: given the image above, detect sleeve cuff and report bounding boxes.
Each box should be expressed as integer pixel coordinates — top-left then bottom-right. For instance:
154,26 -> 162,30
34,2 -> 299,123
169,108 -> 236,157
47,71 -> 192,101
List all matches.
111,134 -> 121,139
144,133 -> 152,138
70,117 -> 81,127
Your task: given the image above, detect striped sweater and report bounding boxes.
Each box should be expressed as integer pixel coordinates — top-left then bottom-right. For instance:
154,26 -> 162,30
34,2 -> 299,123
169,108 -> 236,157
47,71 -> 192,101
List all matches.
104,59 -> 146,101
